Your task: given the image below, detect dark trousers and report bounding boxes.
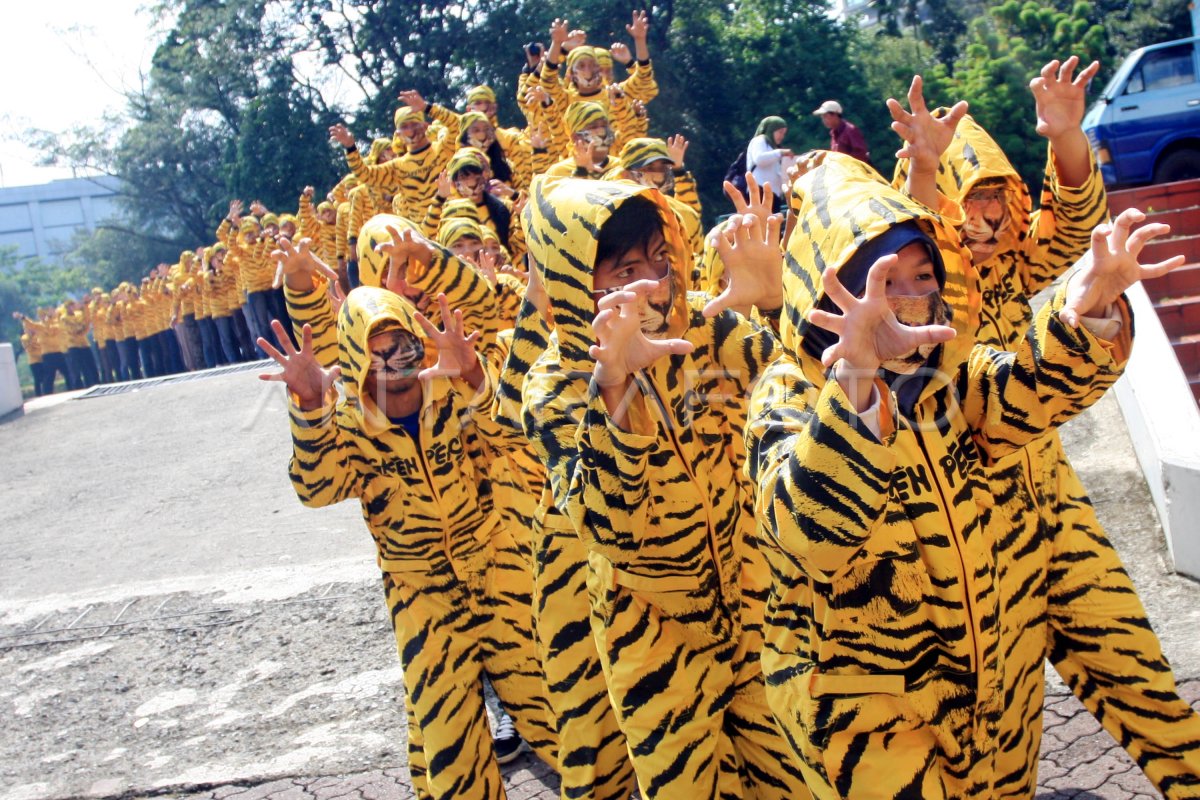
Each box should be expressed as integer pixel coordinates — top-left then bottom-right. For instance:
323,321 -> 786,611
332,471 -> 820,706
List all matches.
118,338 -> 141,381
213,315 -> 240,365
29,362 -> 46,396
233,308 -> 256,361
99,342 -> 118,383
137,337 -> 161,378
40,352 -> 70,394
197,317 -> 223,368
67,346 -> 98,388
246,291 -> 275,358
179,315 -> 202,370
158,330 -> 184,375
270,288 -> 297,348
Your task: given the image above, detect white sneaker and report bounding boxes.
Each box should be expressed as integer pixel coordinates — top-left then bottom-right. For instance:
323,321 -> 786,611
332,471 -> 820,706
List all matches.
492,709 -> 523,764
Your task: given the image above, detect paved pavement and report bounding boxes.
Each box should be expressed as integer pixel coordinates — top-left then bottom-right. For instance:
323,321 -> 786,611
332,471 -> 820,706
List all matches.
173,681 -> 1200,800
1,361 -> 1197,799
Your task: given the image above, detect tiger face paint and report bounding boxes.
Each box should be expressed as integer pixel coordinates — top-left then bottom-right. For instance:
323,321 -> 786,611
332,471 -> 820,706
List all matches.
570,54 -> 604,93
960,183 -> 1013,262
627,162 -> 675,195
364,328 -> 425,399
464,119 -> 496,151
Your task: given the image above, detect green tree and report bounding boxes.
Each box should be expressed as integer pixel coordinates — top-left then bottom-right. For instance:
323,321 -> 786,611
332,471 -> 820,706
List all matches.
948,1 -> 1107,190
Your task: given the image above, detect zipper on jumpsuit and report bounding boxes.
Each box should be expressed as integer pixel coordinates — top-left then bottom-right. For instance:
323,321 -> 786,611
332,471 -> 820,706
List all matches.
643,372 -> 723,598
913,425 -> 983,684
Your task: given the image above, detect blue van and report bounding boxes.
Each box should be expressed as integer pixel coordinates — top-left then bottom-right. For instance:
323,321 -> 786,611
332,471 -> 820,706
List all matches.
1083,36 -> 1200,187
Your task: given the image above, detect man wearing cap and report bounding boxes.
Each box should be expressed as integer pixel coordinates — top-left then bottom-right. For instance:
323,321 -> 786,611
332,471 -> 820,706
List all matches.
815,99 -> 871,165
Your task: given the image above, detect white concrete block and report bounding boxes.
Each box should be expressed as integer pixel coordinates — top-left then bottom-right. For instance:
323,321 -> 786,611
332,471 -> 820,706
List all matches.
1115,282 -> 1200,579
0,343 -> 24,420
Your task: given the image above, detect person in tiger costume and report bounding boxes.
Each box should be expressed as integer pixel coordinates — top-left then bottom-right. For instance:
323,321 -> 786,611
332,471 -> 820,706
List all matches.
519,174 -> 809,799
891,57 -> 1200,798
745,136 -> 1185,798
328,90 -> 461,225
259,262 -> 558,799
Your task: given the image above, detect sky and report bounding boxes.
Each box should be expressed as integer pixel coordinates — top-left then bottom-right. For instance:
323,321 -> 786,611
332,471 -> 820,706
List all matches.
0,0 -> 164,189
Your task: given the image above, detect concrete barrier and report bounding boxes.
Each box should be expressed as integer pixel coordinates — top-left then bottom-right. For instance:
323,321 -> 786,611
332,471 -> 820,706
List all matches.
0,344 -> 24,421
1115,282 -> 1200,580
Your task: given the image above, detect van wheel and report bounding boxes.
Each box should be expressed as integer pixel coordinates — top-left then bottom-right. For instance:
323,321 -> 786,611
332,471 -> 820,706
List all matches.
1154,149 -> 1200,184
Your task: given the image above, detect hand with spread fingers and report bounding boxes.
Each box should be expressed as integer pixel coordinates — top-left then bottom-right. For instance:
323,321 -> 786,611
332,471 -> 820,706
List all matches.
887,75 -> 967,208
377,225 -> 435,280
590,279 -> 694,388
704,212 -> 784,318
414,293 -> 484,388
476,249 -> 500,288
398,89 -> 428,113
271,237 -> 340,291
724,171 -> 774,224
574,138 -> 597,173
808,256 -> 956,411
667,134 -> 688,169
258,320 -> 341,411
1032,55 -> 1101,141
888,76 -> 968,172
1061,208 -> 1187,328
328,123 -> 355,148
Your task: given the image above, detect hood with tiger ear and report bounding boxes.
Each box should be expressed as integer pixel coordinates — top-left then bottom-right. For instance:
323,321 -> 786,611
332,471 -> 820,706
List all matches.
564,101 -> 608,134
354,213 -> 423,288
458,111 -> 494,148
566,45 -> 598,72
785,152 -> 978,401
448,147 -> 488,180
619,137 -> 671,171
593,47 -> 613,70
393,105 -> 427,129
524,175 -> 690,372
466,85 -> 496,105
367,137 -> 394,166
443,198 -> 481,221
438,217 -> 486,249
892,111 -> 1031,242
336,285 -> 436,437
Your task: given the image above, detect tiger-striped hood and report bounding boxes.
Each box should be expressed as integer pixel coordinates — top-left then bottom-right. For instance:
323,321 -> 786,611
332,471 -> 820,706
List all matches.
785,152 -> 977,391
893,112 -> 1031,239
354,213 -> 424,288
524,176 -> 691,371
337,285 -> 435,437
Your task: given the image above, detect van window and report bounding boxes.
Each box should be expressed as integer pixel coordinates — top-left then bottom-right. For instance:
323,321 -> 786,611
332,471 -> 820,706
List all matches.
1125,44 -> 1196,94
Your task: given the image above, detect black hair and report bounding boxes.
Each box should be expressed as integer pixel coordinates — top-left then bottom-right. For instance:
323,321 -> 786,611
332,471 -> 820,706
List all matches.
457,130 -> 514,184
595,196 -> 666,268
482,192 -> 512,248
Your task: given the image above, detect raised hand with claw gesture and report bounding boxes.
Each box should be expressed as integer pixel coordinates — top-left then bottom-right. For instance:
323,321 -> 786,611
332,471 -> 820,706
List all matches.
1060,208 -> 1186,328
413,293 -> 485,389
271,237 -> 341,291
258,320 -> 341,412
705,173 -> 783,318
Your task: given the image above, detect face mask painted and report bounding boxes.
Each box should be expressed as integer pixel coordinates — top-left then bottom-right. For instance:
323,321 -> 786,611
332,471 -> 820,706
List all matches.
454,174 -> 485,199
881,291 -> 952,374
368,329 -> 425,383
960,187 -> 1013,261
638,274 -> 677,339
628,167 -> 675,195
579,126 -> 615,150
571,60 -> 604,93
466,124 -> 495,150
